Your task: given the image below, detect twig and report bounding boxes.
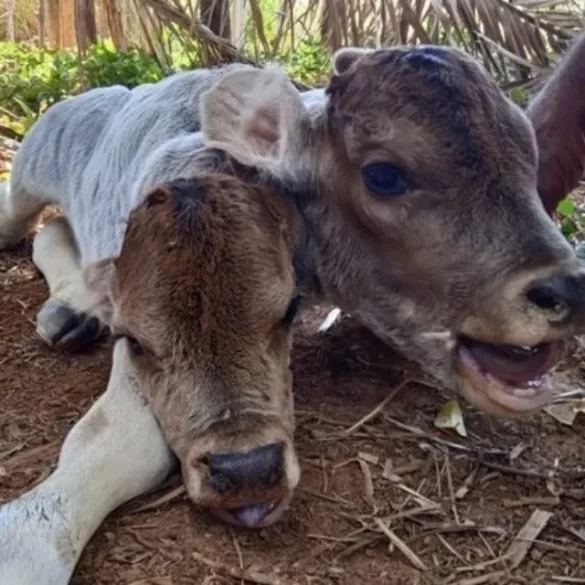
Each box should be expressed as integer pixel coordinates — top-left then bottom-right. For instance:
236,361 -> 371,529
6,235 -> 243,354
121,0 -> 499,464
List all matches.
503,496 -> 560,509
445,454 -> 460,525
192,551 -> 287,585
342,378 -> 411,436
374,518 -> 427,571
125,485 -> 186,515
407,523 -> 503,544
436,533 -> 464,562
455,572 -> 507,585
230,528 -> 244,570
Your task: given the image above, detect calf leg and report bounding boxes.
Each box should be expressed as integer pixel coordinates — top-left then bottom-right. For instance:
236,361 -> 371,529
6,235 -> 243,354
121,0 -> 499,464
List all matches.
0,340 -> 175,585
33,216 -> 105,351
0,182 -> 46,249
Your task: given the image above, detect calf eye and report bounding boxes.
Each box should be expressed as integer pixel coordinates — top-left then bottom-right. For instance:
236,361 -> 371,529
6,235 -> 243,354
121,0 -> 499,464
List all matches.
361,162 -> 412,197
282,295 -> 302,326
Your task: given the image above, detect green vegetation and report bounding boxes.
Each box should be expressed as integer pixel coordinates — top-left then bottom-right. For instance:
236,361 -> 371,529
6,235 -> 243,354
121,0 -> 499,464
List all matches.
0,38 -> 331,138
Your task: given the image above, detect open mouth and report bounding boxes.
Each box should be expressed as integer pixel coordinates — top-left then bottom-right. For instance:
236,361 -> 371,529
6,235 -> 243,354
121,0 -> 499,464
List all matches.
210,495 -> 291,529
456,335 -> 564,413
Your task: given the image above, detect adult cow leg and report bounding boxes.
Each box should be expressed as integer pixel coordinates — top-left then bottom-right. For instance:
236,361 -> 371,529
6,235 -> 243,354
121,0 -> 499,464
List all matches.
33,216 -> 105,351
0,340 -> 175,585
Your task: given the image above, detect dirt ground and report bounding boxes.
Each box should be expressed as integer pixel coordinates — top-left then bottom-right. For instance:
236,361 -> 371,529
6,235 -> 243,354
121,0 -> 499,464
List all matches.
1,155 -> 585,584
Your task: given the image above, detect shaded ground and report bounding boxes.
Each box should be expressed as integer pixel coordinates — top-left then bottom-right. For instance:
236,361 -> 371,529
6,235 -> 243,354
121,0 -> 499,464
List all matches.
1,163 -> 585,584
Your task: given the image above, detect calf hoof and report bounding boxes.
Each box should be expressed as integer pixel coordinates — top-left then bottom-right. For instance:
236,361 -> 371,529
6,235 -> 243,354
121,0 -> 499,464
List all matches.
36,299 -> 104,352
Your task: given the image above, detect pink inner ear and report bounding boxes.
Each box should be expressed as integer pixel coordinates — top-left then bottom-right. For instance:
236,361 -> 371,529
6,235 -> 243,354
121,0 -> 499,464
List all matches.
244,108 -> 281,158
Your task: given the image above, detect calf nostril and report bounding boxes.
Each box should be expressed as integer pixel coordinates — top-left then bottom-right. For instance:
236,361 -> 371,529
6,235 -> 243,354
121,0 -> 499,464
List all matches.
204,442 -> 285,494
525,275 -> 585,323
526,283 -> 568,314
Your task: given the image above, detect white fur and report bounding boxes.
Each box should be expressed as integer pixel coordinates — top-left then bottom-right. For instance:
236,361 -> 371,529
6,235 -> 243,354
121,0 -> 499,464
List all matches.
0,66 -> 325,265
0,340 -> 174,584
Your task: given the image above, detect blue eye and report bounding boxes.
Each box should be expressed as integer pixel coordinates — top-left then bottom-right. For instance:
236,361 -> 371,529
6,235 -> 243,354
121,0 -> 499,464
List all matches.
361,162 -> 411,197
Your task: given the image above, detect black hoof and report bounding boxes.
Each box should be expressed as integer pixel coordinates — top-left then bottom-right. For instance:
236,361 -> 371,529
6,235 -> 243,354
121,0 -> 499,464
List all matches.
36,299 -> 104,352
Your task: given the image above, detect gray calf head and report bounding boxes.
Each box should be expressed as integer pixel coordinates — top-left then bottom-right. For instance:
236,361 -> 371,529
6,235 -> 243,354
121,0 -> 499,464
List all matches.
201,46 -> 585,418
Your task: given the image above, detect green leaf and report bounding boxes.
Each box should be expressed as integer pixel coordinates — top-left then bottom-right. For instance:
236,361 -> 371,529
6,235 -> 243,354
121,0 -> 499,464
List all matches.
557,199 -> 576,217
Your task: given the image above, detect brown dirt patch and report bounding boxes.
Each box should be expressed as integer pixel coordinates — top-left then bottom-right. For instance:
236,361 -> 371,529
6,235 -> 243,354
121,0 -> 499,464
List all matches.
1,193 -> 585,584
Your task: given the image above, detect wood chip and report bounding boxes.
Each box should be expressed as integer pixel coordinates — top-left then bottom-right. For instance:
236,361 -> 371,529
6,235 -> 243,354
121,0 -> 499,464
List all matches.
358,458 -> 375,507
374,518 -> 427,571
455,467 -> 477,500
509,442 -> 529,462
504,509 -> 552,569
358,451 -> 380,465
382,458 -> 402,483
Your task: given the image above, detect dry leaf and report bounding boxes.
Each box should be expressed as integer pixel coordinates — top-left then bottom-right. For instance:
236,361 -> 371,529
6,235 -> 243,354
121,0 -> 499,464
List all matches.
434,400 -> 467,437
544,400 -> 584,426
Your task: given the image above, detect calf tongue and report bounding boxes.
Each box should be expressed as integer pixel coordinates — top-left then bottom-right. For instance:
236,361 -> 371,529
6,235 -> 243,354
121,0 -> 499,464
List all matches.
462,337 -> 561,386
231,502 -> 273,528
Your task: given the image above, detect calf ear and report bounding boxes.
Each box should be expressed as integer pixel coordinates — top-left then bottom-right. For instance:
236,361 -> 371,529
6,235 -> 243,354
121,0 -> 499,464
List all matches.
201,67 -> 310,174
525,34 -> 585,215
333,47 -> 372,75
83,257 -> 117,325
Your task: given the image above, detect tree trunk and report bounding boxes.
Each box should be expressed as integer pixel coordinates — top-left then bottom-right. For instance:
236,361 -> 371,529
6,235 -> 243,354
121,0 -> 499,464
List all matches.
75,0 -> 98,52
200,0 -> 231,39
320,0 -> 346,52
103,0 -> 127,50
39,0 -> 47,46
5,0 -> 15,41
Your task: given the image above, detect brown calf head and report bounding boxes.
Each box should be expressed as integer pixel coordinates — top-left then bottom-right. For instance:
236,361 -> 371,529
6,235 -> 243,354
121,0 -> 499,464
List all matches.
525,31 -> 585,215
202,47 -> 585,418
84,175 -> 300,528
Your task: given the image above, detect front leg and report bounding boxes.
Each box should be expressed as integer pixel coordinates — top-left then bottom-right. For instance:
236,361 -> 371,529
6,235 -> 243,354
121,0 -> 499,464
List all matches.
0,340 -> 175,585
33,216 -> 105,351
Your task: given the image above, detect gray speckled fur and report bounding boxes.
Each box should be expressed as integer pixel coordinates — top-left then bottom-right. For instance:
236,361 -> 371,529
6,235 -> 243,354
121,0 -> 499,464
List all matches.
10,65 -> 323,264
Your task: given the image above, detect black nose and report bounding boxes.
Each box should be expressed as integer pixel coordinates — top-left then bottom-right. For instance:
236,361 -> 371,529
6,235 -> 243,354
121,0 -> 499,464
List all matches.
525,274 -> 585,324
204,442 -> 285,495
